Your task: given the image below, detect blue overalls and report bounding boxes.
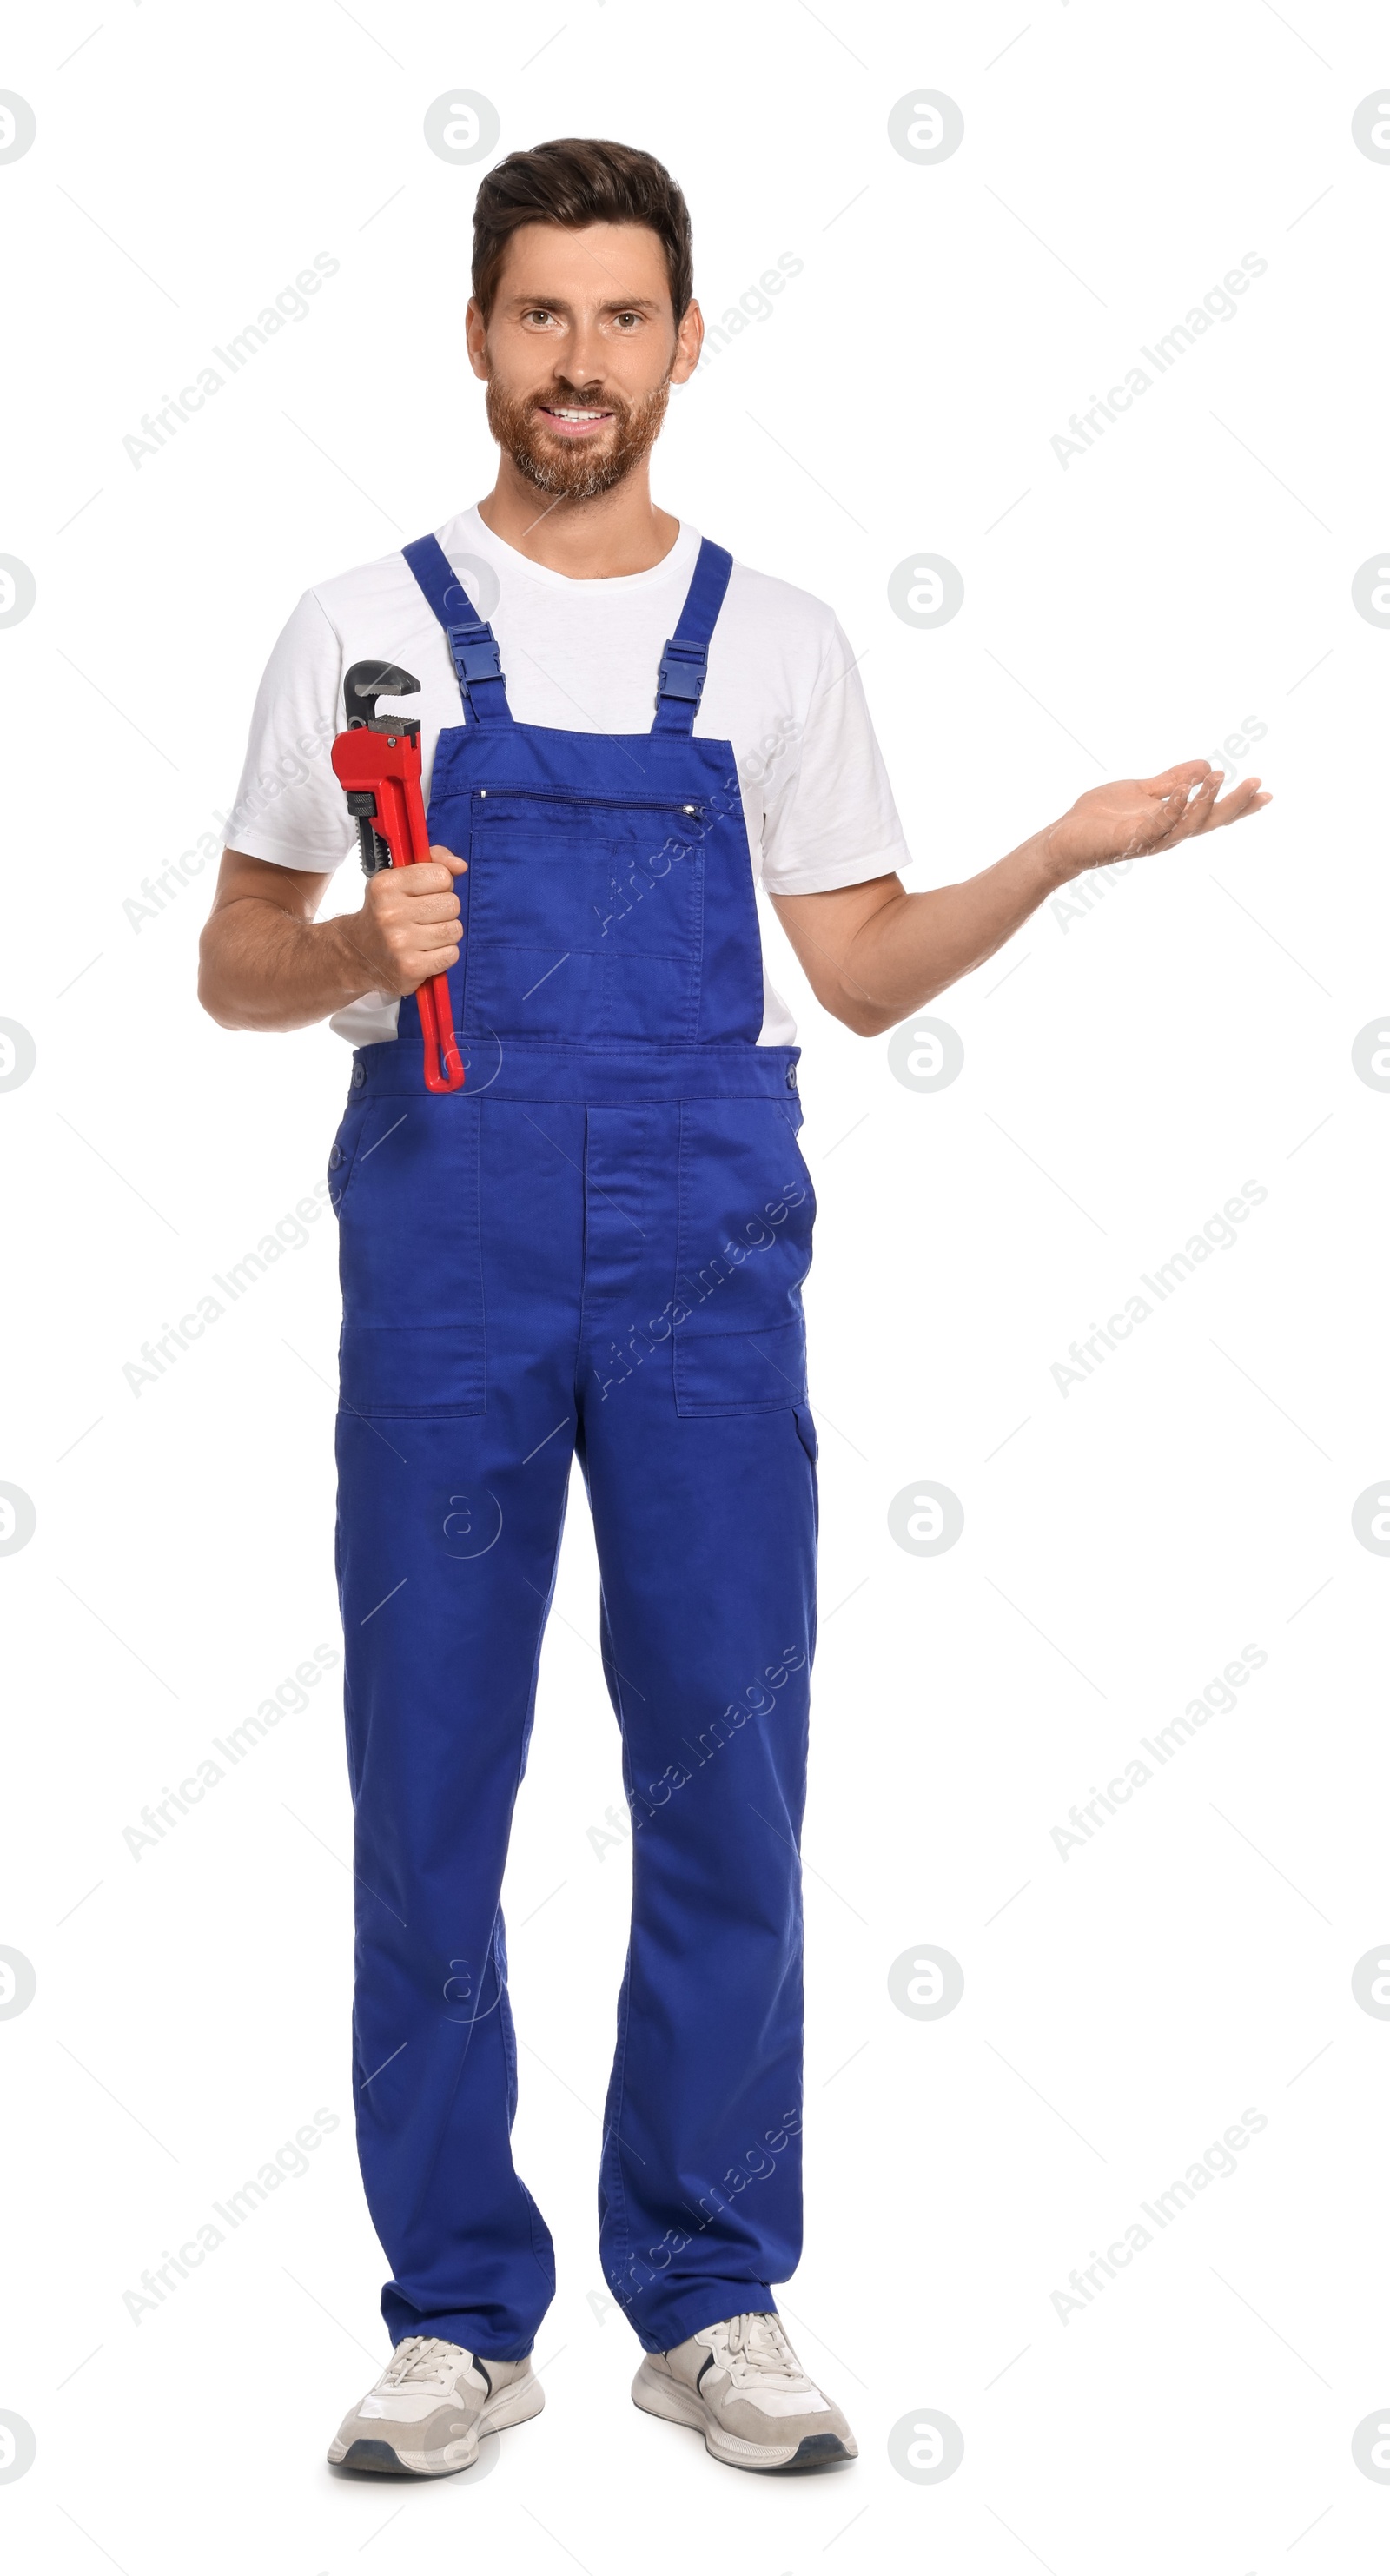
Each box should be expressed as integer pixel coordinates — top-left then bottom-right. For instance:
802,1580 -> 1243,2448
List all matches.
329,533 -> 819,2360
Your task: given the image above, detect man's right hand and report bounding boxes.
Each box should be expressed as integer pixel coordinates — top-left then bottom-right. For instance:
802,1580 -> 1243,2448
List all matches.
352,847 -> 467,997
198,846 -> 468,1035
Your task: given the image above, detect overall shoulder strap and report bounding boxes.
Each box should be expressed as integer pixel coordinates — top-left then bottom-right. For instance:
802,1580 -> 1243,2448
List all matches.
402,533 -> 514,726
652,538 -> 734,736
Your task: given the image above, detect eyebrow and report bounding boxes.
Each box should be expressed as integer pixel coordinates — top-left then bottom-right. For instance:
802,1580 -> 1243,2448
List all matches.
506,292 -> 664,314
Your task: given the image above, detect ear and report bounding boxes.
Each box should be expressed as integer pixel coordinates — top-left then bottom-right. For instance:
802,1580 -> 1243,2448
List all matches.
465,295 -> 490,382
672,298 -> 705,387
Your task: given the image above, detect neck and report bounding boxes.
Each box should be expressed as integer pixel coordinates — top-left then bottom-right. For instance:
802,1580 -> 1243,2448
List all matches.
477,454 -> 680,580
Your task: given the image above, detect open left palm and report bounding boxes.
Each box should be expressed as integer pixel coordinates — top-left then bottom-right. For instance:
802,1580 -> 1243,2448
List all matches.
1049,760 -> 1272,879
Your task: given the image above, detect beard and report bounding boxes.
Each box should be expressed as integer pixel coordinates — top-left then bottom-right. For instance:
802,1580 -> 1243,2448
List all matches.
486,374 -> 672,500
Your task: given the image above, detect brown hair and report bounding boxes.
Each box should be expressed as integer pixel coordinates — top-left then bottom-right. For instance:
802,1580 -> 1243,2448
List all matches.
472,137 -> 693,324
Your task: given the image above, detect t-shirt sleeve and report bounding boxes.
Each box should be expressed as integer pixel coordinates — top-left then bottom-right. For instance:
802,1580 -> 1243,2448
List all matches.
754,618 -> 912,897
225,587 -> 355,871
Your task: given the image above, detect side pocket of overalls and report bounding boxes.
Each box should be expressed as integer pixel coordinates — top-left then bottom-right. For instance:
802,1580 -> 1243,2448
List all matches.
335,1094 -> 487,1417
672,1097 -> 814,1416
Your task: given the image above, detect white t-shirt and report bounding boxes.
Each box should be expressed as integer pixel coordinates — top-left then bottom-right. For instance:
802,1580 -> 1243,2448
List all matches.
228,507 -> 911,1046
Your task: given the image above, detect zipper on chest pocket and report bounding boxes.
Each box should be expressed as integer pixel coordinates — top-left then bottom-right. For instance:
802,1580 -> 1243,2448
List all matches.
473,787 -> 705,818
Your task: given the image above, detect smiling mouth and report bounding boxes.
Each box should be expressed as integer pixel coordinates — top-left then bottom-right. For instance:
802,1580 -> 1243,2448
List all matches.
534,402 -> 615,436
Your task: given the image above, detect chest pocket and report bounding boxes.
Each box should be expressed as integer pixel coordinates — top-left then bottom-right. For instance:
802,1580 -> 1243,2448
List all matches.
465,790 -> 706,1041
672,1099 -> 815,1415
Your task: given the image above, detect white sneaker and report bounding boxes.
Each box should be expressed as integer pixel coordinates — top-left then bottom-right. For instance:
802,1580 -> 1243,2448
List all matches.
632,2311 -> 857,2471
328,2335 -> 543,2476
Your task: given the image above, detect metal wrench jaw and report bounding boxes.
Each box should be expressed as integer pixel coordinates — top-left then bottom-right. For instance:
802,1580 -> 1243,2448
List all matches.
341,665 -> 425,871
342,660 -> 421,728
344,796 -> 393,877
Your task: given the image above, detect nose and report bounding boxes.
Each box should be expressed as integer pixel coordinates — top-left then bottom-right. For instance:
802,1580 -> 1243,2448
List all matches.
555,318 -> 607,392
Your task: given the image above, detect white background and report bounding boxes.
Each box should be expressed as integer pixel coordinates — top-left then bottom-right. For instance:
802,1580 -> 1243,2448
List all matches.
3,3 -> 1388,2570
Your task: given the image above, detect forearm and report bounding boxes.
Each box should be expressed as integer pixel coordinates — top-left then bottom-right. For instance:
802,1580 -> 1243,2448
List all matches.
832,829 -> 1063,1036
198,898 -> 379,1033
774,754 -> 1271,1040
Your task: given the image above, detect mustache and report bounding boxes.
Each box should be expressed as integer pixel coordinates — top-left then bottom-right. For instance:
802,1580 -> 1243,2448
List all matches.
530,387 -> 621,415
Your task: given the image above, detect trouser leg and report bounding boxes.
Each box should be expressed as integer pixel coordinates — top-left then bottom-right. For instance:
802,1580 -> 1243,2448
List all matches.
334,1099 -> 586,2360
580,1387 -> 818,2353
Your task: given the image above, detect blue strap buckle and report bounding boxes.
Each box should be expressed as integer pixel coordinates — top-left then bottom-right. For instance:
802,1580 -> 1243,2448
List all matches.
447,624 -> 503,685
657,646 -> 706,704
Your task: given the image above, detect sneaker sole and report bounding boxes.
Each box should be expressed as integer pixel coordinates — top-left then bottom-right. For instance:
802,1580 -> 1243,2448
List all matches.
632,2366 -> 856,2472
328,2372 -> 545,2477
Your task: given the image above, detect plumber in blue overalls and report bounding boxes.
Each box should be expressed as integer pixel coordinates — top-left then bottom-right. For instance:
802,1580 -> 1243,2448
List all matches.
203,134 -> 1271,2475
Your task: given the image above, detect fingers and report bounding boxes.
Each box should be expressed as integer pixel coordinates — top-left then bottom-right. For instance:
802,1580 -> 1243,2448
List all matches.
357,858 -> 465,995
382,932 -> 461,996
371,855 -> 465,894
1181,768 -> 1224,824
1142,758 -> 1214,798
1160,771 -> 1274,845
1201,777 -> 1273,831
395,964 -> 461,997
1155,767 -> 1224,844
366,867 -> 460,924
338,916 -> 460,997
1143,758 -> 1274,844
380,890 -> 461,925
1140,761 -> 1217,844
392,858 -> 463,892
402,914 -> 462,950
401,947 -> 460,993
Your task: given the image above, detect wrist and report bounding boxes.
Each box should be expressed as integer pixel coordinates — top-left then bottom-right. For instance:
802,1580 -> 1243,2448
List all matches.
318,908 -> 387,1007
1028,821 -> 1081,894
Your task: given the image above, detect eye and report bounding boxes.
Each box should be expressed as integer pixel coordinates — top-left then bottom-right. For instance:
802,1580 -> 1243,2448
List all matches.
613,310 -> 643,328
521,307 -> 557,327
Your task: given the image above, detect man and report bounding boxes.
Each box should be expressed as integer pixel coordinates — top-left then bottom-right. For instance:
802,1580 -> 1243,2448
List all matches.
199,136 -> 1268,2479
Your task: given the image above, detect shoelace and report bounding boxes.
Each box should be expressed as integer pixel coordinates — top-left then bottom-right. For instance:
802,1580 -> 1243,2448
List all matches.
719,2313 -> 804,2381
381,2335 -> 469,2388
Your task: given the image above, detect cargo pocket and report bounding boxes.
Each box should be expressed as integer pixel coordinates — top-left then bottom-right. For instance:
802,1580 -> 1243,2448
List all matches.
672,1098 -> 814,1417
334,1094 -> 486,1417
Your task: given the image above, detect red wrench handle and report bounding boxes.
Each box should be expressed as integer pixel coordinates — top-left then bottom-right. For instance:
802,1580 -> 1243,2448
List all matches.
330,725 -> 466,1092
414,972 -> 465,1095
